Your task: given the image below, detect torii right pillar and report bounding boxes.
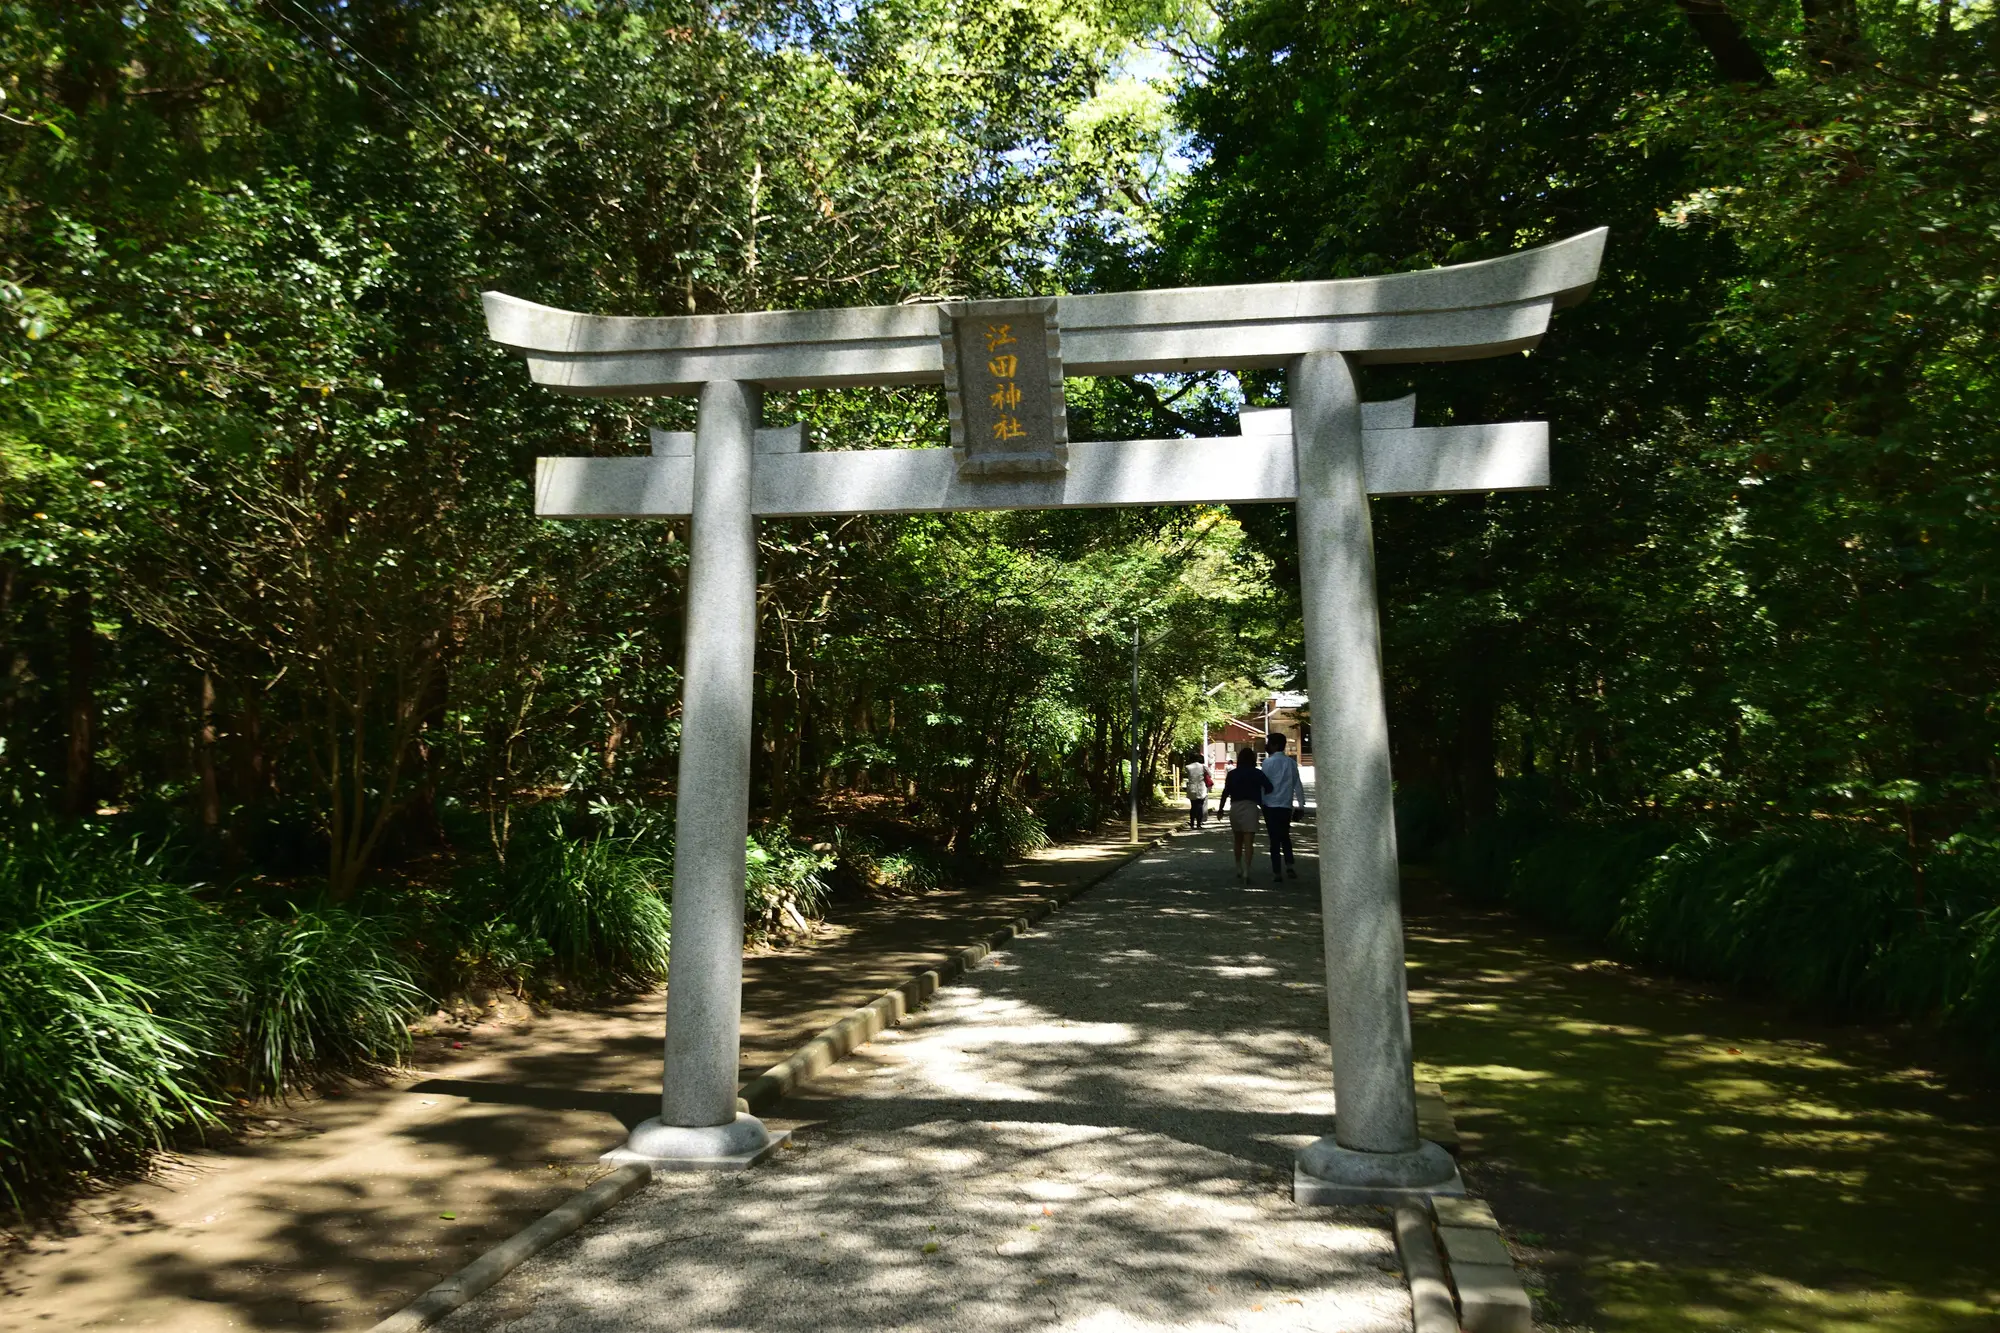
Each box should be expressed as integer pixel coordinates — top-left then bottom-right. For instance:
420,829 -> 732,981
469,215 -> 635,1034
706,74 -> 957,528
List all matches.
1292,350 -> 1462,1204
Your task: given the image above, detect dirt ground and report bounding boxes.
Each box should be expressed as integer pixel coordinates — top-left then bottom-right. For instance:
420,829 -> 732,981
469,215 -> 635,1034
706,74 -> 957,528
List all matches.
15,818 -> 1995,1333
0,818 -> 1181,1333
1405,874 -> 2000,1333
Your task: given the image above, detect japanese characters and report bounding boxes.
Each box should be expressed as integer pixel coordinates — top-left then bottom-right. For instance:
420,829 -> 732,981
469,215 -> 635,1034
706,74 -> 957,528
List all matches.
938,296 -> 1067,475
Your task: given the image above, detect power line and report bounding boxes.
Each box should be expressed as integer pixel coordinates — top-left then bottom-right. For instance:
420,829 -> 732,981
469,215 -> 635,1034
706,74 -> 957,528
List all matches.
259,0 -> 614,264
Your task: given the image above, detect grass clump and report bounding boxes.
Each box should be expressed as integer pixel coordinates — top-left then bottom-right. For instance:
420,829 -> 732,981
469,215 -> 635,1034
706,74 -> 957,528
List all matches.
236,906 -> 425,1098
965,794 -> 1050,866
0,826 -> 433,1210
0,796 -> 987,1212
1450,810 -> 2000,1052
491,814 -> 672,988
0,827 -> 233,1209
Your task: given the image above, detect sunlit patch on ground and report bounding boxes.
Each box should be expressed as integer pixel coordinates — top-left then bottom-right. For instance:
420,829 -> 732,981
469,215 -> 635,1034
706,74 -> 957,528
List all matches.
440,820 -> 1404,1332
1407,883 -> 2000,1332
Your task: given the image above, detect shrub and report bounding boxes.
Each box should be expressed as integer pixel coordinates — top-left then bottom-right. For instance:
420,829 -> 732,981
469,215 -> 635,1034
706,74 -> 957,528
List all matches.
235,904 -> 426,1097
966,793 -> 1050,866
1036,788 -> 1104,840
0,827 -> 235,1211
1515,822 -> 1676,940
833,827 -> 948,896
746,822 -> 833,934
498,832 -> 671,987
452,918 -> 555,997
1951,904 -> 2000,1052
1393,785 -> 1454,863
1614,828 -> 1909,1010
1449,813 -> 2000,1053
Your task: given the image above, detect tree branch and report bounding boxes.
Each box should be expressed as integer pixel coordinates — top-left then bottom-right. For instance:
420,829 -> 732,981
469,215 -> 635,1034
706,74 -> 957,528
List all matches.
1674,0 -> 1775,86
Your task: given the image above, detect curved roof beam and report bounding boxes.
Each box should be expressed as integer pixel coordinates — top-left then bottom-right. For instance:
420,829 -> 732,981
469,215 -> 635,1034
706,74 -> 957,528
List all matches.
484,228 -> 1606,397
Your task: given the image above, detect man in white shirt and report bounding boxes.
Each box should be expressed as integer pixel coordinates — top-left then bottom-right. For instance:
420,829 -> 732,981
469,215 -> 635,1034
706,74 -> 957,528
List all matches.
1259,732 -> 1306,882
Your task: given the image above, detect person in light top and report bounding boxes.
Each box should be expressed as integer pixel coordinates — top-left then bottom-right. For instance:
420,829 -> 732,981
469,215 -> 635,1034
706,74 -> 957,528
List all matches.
1259,731 -> 1306,883
1181,751 -> 1211,829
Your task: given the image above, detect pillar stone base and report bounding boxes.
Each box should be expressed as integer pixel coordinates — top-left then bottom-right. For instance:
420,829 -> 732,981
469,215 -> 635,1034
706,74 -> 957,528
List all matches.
1293,1137 -> 1463,1207
600,1113 -> 787,1172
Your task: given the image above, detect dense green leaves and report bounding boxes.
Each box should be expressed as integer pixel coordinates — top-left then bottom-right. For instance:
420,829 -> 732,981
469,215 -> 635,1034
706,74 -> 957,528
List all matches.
1171,0 -> 2000,867
0,830 -> 233,1207
1,0 -> 1235,886
1161,0 -> 2000,1046
6,0 -> 1996,1182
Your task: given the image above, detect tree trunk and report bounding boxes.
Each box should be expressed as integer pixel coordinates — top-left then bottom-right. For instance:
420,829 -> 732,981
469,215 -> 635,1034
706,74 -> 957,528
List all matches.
1453,689 -> 1498,832
195,670 -> 222,835
63,590 -> 97,817
1673,0 -> 1774,85
235,690 -> 274,803
1093,709 -> 1110,803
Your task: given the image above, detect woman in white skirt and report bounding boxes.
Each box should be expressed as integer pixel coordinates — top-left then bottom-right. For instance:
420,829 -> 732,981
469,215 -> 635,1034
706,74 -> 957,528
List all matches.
1216,745 -> 1273,883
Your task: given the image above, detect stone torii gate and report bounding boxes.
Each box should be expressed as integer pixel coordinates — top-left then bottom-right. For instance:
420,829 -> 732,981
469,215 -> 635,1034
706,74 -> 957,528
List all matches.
483,229 -> 1605,1204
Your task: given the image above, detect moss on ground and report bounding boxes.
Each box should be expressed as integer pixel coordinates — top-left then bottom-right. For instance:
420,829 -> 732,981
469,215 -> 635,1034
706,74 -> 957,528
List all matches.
1404,881 -> 2000,1332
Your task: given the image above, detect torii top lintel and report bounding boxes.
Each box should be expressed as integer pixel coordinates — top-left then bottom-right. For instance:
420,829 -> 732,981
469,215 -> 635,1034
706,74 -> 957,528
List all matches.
481,229 -> 1606,397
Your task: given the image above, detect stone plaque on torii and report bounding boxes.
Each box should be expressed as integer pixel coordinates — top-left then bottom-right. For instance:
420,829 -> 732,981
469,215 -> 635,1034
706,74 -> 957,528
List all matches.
483,229 -> 1605,1204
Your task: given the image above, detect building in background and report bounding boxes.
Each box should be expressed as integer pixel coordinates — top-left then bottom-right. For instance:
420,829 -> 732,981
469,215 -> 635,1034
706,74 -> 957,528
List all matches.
1205,691 -> 1310,771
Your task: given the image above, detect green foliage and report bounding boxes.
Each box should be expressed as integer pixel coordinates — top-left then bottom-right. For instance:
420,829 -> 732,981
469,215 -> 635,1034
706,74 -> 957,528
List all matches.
1174,0 -> 2000,1053
450,919 -> 555,999
782,503 -> 1278,856
1618,830 -> 1911,1007
13,0 -> 1994,1205
745,822 -> 834,935
830,827 -> 950,896
0,826 -> 442,1207
965,793 -> 1052,866
0,0 -> 1229,900
1625,25 -> 2000,839
0,0 -> 1281,1212
0,828 -> 231,1209
1456,814 -> 2000,1052
235,906 -> 425,1099
1035,787 -> 1107,841
494,828 -> 672,989
1447,812 -> 1676,941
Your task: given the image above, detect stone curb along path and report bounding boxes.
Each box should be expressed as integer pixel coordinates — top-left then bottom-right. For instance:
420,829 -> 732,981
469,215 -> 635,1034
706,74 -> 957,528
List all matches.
1394,1202 -> 1460,1333
368,1166 -> 651,1333
367,832 -> 1175,1333
1389,1187 -> 1536,1333
1431,1197 -> 1533,1333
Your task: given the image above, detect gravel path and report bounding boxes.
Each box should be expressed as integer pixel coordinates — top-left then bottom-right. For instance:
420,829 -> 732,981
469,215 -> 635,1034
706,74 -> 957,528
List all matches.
441,792 -> 1411,1332
0,822 -> 1176,1333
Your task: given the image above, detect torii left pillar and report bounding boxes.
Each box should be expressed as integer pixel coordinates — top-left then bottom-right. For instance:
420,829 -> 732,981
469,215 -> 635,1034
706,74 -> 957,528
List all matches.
603,378 -> 785,1170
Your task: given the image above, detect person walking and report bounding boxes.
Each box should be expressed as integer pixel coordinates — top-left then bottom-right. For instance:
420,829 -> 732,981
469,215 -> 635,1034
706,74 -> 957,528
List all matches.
1217,745 -> 1272,882
1181,751 -> 1210,829
1259,731 -> 1306,883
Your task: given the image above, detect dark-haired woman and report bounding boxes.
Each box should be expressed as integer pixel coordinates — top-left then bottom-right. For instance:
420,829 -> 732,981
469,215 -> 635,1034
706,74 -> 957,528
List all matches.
1216,746 -> 1273,883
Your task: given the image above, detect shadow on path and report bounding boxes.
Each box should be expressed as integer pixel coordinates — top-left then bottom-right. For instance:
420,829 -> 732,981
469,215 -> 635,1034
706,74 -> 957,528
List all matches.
438,811 -> 1412,1333
0,818 -> 1182,1332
